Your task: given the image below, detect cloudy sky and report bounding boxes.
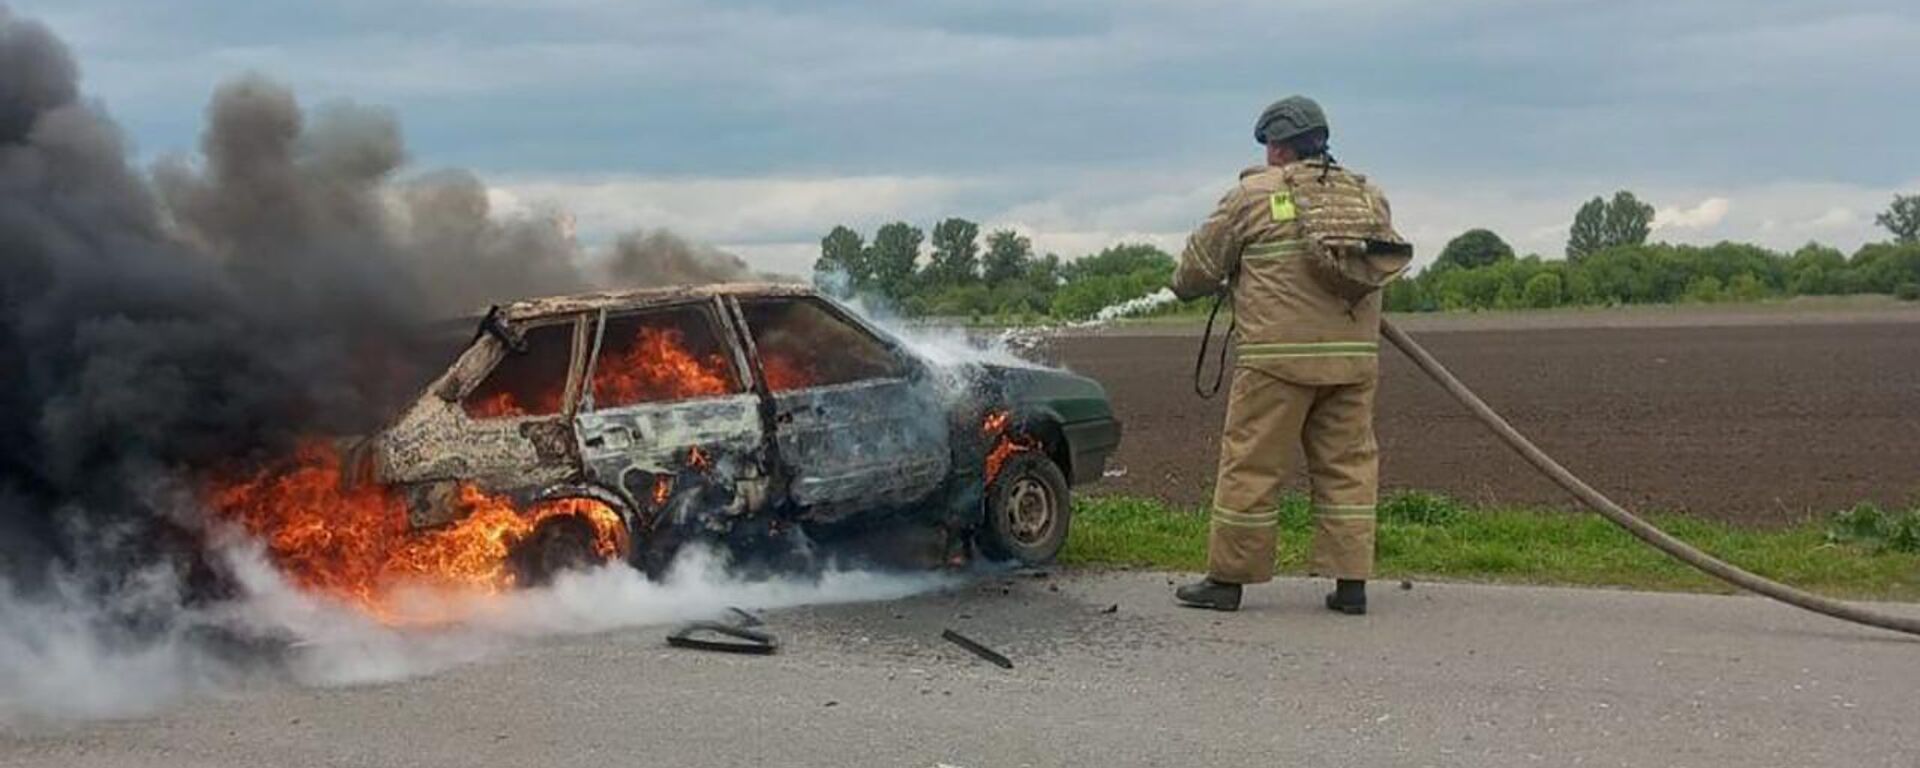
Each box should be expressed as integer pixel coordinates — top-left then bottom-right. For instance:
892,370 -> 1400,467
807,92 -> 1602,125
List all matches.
22,0 -> 1920,274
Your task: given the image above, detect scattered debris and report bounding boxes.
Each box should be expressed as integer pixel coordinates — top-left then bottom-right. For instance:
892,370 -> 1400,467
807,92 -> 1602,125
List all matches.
941,629 -> 1014,669
1098,604 -> 1119,614
1102,466 -> 1130,479
667,621 -> 780,655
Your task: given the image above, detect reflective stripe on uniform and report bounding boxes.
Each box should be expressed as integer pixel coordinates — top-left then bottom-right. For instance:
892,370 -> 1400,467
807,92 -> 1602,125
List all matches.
1313,504 -> 1376,520
1187,239 -> 1223,281
1212,507 -> 1280,528
1242,239 -> 1306,260
1238,340 -> 1379,360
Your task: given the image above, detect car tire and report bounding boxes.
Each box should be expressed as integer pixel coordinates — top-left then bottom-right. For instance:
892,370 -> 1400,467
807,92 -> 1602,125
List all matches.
978,452 -> 1071,564
512,514 -> 603,586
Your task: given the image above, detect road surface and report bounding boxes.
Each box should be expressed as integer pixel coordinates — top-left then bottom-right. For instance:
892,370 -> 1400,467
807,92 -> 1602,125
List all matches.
6,570 -> 1917,767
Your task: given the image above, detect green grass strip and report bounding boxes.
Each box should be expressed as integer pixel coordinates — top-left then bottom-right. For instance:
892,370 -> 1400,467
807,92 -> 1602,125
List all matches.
1062,492 -> 1920,601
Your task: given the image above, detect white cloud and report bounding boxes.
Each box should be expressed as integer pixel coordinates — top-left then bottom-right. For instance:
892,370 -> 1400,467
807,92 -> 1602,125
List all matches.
1018,228 -> 1186,260
1653,197 -> 1732,231
1801,207 -> 1859,231
482,168 -> 1918,279
488,174 -> 974,245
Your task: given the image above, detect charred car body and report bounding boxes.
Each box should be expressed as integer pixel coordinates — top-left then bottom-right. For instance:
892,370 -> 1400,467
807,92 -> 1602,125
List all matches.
368,284 -> 1120,581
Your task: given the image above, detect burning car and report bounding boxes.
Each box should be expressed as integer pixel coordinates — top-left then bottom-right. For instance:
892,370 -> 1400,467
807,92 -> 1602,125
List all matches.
351,283 -> 1120,584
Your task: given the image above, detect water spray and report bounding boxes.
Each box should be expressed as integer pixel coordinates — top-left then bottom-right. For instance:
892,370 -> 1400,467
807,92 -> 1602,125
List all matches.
997,288 -> 1182,356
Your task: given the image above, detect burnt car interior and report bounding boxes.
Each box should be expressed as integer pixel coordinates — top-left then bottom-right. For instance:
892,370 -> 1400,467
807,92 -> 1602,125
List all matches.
591,305 -> 745,406
737,298 -> 907,390
463,322 -> 574,419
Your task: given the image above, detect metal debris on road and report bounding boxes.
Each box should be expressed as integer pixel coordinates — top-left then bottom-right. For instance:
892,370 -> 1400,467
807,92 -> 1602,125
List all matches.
667,621 -> 780,655
941,629 -> 1014,669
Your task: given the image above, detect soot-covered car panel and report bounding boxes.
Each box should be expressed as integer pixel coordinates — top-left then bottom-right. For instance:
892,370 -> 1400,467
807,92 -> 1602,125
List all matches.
371,283 -> 1119,578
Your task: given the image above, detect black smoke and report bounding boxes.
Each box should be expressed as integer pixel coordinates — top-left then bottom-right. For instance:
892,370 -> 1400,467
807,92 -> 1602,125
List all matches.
0,8 -> 756,605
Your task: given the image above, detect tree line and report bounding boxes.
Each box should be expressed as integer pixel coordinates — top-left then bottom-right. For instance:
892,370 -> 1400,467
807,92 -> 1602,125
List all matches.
812,219 -> 1194,320
815,193 -> 1920,320
1390,192 -> 1920,311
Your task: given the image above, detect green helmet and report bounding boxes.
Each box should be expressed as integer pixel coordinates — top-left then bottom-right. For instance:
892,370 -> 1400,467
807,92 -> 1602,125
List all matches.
1254,95 -> 1328,145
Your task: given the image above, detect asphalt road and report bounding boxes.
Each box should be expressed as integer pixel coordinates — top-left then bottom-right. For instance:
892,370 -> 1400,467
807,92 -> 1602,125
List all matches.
6,570 -> 1917,768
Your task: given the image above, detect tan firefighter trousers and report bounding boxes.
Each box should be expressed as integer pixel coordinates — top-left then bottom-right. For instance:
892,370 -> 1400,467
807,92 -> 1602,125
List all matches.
1208,367 -> 1379,584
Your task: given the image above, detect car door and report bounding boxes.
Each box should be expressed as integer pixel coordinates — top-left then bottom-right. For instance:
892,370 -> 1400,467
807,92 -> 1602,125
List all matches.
378,312 -> 586,491
731,296 -> 951,520
573,300 -> 765,512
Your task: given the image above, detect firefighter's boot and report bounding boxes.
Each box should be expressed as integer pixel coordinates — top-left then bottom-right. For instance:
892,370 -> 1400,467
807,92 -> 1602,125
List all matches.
1324,579 -> 1367,615
1175,578 -> 1243,611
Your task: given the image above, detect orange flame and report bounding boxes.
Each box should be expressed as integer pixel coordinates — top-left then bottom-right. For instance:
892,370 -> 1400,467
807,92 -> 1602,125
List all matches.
981,409 -> 1038,485
595,326 -> 733,405
465,324 -> 827,418
207,442 -> 627,621
465,388 -> 562,420
760,353 -> 815,392
981,410 -> 1012,436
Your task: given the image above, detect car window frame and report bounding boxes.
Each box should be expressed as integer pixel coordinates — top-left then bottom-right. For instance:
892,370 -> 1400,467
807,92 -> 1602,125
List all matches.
455,313 -> 589,422
729,295 -> 920,391
579,297 -> 749,413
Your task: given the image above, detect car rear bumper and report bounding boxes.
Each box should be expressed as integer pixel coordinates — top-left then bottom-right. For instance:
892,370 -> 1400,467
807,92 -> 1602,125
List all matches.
1063,417 -> 1123,485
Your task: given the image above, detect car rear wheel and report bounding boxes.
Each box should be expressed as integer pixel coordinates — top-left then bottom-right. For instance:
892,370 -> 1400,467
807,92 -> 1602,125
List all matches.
978,452 -> 1071,564
512,515 -> 605,586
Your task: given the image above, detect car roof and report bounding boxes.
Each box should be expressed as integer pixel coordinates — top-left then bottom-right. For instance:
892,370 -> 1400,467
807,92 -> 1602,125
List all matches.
495,282 -> 818,322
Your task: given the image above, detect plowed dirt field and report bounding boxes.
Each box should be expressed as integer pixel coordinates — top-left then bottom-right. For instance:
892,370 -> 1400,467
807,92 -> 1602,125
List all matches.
1046,310 -> 1920,525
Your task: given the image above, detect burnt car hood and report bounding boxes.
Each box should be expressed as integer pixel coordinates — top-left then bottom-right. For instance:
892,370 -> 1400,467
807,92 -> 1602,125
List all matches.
980,363 -> 1114,424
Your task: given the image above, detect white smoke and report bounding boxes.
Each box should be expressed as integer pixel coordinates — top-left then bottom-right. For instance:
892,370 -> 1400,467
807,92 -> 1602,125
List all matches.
815,261 -> 1181,372
0,544 -> 952,725
0,571 -> 237,722
823,283 -> 1042,406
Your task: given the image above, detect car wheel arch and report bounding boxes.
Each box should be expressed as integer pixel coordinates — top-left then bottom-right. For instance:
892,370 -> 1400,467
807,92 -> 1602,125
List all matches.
1003,407 -> 1073,481
532,482 -> 636,527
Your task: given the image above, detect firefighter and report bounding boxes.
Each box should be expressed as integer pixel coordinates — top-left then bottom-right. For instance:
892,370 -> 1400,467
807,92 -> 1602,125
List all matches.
1170,95 -> 1410,614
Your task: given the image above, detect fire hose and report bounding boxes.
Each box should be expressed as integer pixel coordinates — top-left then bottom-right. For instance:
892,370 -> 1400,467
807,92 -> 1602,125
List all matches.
1380,319 -> 1920,637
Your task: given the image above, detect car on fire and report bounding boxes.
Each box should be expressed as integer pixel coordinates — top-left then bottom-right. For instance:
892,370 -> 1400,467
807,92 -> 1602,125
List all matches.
365,283 -> 1121,582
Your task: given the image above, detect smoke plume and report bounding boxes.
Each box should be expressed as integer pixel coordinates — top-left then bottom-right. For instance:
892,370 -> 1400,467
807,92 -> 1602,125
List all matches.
0,8 -> 808,722
607,229 -> 756,288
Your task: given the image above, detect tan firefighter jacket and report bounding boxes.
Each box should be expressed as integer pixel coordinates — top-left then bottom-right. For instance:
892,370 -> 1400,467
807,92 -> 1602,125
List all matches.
1172,161 -> 1397,387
